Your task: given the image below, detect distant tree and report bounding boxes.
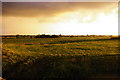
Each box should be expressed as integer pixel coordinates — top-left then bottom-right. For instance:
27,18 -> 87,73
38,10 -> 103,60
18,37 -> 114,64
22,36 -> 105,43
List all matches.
16,34 -> 20,38
34,34 -> 59,38
59,34 -> 62,37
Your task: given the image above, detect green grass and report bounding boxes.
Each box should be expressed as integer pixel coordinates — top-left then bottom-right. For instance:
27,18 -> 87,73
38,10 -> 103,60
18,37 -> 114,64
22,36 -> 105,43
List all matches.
2,37 -> 120,79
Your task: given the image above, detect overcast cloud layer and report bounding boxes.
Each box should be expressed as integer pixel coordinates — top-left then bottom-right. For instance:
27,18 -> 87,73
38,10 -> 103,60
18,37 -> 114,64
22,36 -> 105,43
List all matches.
3,2 -> 118,18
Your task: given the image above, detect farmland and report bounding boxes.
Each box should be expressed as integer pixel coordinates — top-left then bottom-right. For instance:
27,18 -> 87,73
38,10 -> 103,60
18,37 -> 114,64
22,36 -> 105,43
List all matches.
2,36 -> 120,79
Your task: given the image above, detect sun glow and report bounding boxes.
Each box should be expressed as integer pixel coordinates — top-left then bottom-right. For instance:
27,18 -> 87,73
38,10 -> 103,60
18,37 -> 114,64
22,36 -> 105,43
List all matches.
83,15 -> 93,22
53,7 -> 118,35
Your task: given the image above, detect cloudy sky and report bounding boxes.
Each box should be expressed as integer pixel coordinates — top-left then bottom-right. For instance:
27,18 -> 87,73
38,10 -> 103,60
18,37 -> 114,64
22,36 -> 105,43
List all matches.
2,2 -> 118,35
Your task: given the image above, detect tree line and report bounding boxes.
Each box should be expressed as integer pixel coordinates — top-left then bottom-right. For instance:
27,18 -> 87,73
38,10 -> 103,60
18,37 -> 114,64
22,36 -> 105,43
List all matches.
0,34 -> 119,39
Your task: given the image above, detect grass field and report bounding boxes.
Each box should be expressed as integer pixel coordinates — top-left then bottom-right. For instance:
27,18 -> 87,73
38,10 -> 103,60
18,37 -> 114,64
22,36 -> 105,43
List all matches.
2,37 -> 120,79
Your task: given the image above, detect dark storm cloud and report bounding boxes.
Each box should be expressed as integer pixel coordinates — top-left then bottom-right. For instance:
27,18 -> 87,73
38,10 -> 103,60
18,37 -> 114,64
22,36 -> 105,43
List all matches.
2,2 -> 117,17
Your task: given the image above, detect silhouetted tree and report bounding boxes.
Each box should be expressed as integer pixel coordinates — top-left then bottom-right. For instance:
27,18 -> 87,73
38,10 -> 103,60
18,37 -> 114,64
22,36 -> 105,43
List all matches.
16,34 -> 20,38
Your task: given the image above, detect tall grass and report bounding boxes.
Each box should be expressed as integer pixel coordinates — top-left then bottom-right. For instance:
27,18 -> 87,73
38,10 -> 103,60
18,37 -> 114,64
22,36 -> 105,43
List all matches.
2,37 -> 120,79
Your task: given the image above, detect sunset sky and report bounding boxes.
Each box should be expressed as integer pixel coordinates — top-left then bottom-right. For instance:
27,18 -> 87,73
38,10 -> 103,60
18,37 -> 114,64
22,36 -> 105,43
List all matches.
2,2 -> 118,35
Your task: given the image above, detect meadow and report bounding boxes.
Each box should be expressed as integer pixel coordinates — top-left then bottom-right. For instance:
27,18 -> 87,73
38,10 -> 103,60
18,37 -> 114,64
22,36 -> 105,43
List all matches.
2,36 -> 120,79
